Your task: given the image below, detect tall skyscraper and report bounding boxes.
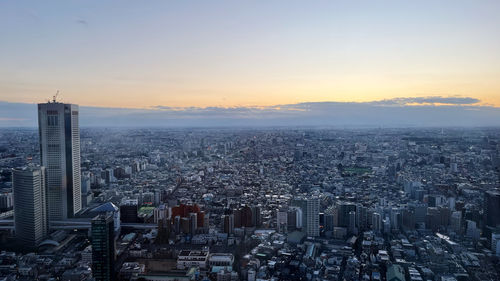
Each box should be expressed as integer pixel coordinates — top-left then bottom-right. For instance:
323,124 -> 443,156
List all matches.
306,197 -> 320,237
222,214 -> 234,234
91,213 -> 115,281
38,102 -> 81,220
484,189 -> 500,239
12,166 -> 48,249
484,189 -> 500,229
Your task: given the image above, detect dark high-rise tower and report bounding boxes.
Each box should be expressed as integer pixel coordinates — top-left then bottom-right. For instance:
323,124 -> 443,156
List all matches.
38,101 -> 81,220
484,189 -> 500,234
91,213 -> 115,281
12,166 -> 48,248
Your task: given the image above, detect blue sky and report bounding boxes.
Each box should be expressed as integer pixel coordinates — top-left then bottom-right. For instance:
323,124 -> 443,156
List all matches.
1,0 -> 500,109
1,1 -> 500,127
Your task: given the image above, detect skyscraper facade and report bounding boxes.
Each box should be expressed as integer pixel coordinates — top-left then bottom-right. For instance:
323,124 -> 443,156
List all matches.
306,197 -> 320,237
12,166 -> 48,248
484,189 -> 500,229
38,102 -> 81,220
484,189 -> 500,239
91,213 -> 115,281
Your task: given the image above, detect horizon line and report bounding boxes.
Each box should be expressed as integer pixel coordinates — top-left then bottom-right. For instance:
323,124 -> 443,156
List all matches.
0,96 -> 495,110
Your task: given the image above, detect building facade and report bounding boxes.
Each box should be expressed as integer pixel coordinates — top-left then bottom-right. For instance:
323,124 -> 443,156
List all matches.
38,102 -> 81,220
306,197 -> 320,237
12,166 -> 48,248
91,214 -> 115,281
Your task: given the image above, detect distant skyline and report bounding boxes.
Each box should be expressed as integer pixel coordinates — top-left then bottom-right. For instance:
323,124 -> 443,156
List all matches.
1,1 -> 500,109
2,97 -> 500,128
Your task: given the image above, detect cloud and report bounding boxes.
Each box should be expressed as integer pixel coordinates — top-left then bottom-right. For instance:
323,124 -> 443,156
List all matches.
373,96 -> 480,106
75,18 -> 88,27
0,118 -> 27,121
0,97 -> 498,128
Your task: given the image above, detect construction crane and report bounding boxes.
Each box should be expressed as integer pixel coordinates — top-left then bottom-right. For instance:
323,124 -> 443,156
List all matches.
53,90 -> 59,103
49,90 -> 60,103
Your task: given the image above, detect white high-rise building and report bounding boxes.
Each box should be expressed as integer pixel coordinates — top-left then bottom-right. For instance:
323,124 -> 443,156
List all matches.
12,166 -> 48,248
306,197 -> 320,237
295,207 -> 303,229
38,102 -> 81,220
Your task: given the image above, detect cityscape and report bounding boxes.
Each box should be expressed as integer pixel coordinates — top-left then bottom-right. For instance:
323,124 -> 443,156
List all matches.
0,101 -> 499,280
1,1 -> 500,281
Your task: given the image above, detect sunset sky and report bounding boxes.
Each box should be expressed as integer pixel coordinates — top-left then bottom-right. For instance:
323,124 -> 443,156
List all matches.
1,0 -> 500,109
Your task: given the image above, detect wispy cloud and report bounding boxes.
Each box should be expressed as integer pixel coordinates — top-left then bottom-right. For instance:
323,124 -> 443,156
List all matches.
75,18 -> 88,27
151,96 -> 483,113
0,117 -> 27,121
373,96 -> 480,106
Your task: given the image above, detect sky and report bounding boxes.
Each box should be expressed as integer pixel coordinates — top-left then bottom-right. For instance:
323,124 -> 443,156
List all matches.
0,1 -> 500,127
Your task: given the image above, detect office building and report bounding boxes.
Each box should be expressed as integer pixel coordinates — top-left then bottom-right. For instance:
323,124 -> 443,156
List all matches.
276,208 -> 288,233
251,205 -> 262,227
189,212 -> 198,235
337,202 -> 357,228
491,232 -> 500,257
12,167 -> 48,248
484,189 -> 500,230
372,212 -> 382,233
348,211 -> 357,234
91,213 -> 115,281
120,199 -> 139,223
222,214 -> 234,234
306,197 -> 320,237
0,193 -> 13,210
38,102 -> 81,220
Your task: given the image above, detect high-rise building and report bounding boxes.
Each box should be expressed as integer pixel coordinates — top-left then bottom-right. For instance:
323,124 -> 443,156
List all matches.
81,171 -> 91,194
222,214 -> 234,234
450,211 -> 462,234
12,167 -> 48,248
402,209 -> 416,230
484,189 -> 500,229
409,202 -> 427,226
287,208 -> 298,231
91,213 -> 115,281
324,213 -> 334,232
189,212 -> 198,235
372,212 -> 382,233
276,208 -> 288,233
291,198 -> 308,231
337,202 -> 357,228
251,205 -> 262,227
38,102 -> 81,220
492,232 -> 500,257
240,205 -> 253,227
120,199 -> 139,223
0,192 -> 13,210
348,211 -> 357,234
306,197 -> 320,237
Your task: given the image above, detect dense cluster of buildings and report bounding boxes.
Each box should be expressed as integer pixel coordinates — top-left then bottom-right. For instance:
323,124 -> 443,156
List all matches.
0,101 -> 499,280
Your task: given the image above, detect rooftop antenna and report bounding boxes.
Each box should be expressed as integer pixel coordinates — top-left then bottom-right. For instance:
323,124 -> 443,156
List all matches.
52,90 -> 59,103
